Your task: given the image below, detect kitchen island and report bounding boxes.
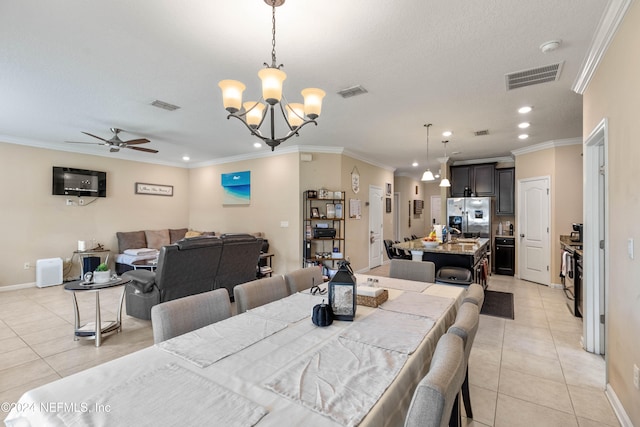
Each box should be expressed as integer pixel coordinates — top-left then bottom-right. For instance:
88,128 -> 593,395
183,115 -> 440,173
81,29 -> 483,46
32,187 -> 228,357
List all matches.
393,237 -> 490,287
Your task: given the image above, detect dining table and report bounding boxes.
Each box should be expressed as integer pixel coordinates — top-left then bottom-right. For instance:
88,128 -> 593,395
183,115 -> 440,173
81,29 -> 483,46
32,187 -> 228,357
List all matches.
5,274 -> 465,427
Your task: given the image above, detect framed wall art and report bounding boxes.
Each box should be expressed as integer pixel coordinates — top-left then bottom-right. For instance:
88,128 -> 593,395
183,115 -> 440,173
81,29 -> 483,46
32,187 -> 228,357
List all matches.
135,182 -> 173,196
221,171 -> 250,205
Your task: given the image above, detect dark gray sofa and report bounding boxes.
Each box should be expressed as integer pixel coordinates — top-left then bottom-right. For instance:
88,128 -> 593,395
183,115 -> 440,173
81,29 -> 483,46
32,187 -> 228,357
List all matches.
123,234 -> 263,320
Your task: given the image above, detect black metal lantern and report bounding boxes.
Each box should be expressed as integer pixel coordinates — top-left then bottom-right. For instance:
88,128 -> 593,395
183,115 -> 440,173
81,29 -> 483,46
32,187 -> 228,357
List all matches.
328,260 -> 357,321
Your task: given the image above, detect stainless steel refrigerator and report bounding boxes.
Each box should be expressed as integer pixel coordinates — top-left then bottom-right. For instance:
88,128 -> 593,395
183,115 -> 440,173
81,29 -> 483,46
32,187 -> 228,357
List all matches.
447,197 -> 492,237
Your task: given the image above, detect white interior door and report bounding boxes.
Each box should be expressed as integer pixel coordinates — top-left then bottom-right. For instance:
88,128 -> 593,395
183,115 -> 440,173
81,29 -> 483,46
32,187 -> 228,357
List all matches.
518,176 -> 550,285
584,118 -> 608,355
369,186 -> 383,268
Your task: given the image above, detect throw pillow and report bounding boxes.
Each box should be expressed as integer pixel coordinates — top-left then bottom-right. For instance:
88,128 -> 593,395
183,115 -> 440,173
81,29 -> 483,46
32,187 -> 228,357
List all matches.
116,231 -> 146,253
185,230 -> 203,238
145,229 -> 170,250
169,228 -> 188,243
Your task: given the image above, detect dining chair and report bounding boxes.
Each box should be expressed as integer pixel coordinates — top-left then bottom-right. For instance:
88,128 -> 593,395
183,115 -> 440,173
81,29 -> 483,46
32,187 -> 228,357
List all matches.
462,283 -> 485,310
234,275 -> 289,314
150,288 -> 232,343
384,239 -> 407,260
390,259 -> 436,283
395,240 -> 412,259
405,333 -> 466,427
447,301 -> 480,420
284,266 -> 324,294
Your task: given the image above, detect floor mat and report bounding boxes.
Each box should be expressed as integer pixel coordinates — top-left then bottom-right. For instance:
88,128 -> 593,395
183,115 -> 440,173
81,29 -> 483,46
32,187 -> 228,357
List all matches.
480,290 -> 514,319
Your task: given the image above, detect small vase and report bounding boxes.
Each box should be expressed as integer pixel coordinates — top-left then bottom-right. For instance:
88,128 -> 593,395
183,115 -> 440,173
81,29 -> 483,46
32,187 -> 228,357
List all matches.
93,270 -> 111,284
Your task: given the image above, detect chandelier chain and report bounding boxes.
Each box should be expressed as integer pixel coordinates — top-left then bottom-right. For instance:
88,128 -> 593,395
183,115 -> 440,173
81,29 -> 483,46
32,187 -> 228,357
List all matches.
271,1 -> 277,68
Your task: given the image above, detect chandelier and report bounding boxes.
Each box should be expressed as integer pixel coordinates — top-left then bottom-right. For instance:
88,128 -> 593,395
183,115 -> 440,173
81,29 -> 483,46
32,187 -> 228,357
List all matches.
421,123 -> 435,181
218,0 -> 326,151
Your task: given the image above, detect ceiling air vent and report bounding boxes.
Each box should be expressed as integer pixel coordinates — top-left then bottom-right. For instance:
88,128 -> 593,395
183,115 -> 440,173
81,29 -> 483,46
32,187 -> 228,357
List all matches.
505,62 -> 563,91
337,85 -> 368,98
474,129 -> 490,136
150,100 -> 181,111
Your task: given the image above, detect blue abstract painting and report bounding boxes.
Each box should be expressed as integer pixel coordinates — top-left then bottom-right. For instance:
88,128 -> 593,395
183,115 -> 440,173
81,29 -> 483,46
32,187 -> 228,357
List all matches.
221,171 -> 250,205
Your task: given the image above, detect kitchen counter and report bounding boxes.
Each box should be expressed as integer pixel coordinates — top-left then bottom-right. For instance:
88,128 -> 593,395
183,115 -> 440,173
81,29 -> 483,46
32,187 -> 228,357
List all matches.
560,235 -> 583,257
393,237 -> 490,256
393,238 -> 490,287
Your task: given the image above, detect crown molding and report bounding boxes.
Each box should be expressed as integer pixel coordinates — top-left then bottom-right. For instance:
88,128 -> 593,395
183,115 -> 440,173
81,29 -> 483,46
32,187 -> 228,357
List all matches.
572,0 -> 633,94
341,149 -> 396,172
191,144 -> 397,172
511,138 -> 582,156
452,156 -> 515,166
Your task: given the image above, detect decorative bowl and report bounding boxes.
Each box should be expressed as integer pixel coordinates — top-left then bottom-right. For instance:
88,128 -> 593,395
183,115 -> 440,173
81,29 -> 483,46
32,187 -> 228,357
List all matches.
422,240 -> 439,248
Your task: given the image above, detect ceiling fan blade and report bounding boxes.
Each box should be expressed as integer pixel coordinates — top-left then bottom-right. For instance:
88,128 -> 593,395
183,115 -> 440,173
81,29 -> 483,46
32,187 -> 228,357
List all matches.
128,146 -> 158,153
123,138 -> 150,145
81,132 -> 111,143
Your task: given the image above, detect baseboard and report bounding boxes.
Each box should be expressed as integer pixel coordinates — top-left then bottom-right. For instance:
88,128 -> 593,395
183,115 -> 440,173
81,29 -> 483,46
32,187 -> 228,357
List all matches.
0,282 -> 37,292
606,383 -> 634,427
549,282 -> 564,289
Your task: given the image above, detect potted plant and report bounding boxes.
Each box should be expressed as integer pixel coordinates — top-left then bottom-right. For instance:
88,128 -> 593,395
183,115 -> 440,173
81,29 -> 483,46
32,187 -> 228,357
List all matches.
93,262 -> 111,283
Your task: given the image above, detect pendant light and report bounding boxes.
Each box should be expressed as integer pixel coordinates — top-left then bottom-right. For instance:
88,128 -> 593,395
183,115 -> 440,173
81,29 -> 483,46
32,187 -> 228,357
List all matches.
439,140 -> 451,187
421,123 -> 435,181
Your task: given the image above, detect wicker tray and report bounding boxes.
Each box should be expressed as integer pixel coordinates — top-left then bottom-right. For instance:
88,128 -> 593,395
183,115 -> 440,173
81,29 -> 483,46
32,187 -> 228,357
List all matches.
356,289 -> 388,308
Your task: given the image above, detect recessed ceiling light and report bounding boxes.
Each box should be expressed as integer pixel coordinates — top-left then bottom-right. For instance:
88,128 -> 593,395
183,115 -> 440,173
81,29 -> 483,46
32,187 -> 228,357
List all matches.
182,156 -> 190,161
518,122 -> 530,129
442,131 -> 452,137
518,106 -> 532,114
253,142 -> 262,148
412,161 -> 419,167
518,134 -> 529,140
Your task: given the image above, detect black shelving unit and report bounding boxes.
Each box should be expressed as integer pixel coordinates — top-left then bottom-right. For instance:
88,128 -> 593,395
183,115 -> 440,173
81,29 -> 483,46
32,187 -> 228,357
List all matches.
303,190 -> 346,275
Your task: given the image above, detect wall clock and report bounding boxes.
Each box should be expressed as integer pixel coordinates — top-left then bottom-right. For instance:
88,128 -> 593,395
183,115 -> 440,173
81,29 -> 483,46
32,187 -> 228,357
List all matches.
351,166 -> 360,194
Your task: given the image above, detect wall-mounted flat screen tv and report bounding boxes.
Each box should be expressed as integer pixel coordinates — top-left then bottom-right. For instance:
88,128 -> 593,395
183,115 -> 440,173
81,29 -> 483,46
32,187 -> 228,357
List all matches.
52,167 -> 107,197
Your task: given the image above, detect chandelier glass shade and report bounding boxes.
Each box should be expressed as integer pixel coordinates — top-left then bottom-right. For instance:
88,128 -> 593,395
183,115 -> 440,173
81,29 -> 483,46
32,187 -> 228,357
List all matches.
421,123 -> 435,182
218,0 -> 325,151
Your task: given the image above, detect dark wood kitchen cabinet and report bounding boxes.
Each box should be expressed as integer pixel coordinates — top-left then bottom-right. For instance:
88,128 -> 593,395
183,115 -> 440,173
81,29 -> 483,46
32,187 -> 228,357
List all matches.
495,167 -> 515,215
450,163 -> 495,197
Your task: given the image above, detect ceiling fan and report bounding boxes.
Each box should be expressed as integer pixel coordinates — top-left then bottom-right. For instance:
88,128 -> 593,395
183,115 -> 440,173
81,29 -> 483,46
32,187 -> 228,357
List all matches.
66,128 -> 158,153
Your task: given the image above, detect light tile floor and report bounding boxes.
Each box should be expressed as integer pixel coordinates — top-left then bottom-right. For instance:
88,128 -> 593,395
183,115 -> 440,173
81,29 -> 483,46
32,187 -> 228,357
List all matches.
0,272 -> 620,426
368,265 -> 619,427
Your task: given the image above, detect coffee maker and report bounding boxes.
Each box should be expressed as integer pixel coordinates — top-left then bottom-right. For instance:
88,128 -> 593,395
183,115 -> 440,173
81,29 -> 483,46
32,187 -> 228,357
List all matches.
571,223 -> 583,242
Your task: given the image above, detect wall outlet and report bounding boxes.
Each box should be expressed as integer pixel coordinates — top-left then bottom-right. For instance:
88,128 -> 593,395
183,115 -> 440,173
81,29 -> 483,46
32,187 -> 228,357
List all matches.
66,199 -> 74,206
634,364 -> 639,390
78,198 -> 85,206
23,262 -> 30,269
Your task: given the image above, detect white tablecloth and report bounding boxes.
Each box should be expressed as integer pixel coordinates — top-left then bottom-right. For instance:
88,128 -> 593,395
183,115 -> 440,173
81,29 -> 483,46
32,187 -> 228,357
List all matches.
5,277 -> 464,427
